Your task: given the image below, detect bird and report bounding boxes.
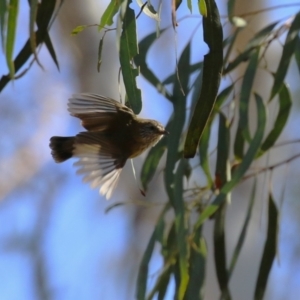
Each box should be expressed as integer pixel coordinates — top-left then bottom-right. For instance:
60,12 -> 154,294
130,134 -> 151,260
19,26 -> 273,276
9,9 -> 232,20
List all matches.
49,93 -> 168,199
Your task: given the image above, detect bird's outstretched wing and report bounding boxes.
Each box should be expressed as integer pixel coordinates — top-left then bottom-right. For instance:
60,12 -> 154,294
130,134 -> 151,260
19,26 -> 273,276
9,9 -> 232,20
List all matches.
73,132 -> 126,199
68,93 -> 133,131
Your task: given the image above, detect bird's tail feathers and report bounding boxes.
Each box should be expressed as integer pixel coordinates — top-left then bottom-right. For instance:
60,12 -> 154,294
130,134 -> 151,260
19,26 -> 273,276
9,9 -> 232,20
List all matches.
50,136 -> 75,162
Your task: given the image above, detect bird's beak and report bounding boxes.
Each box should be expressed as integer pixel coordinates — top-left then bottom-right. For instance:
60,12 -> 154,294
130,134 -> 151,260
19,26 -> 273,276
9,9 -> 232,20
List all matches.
162,129 -> 169,135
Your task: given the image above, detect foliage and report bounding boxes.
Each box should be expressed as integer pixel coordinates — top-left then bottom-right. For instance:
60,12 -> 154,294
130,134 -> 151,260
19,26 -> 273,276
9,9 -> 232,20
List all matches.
0,0 -> 61,91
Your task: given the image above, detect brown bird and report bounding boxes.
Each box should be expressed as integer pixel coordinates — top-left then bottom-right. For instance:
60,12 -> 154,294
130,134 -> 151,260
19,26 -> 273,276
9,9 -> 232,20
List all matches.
50,93 -> 168,199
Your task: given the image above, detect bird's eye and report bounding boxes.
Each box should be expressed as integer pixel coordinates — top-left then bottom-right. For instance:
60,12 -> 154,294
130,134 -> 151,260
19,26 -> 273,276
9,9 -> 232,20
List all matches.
150,125 -> 155,131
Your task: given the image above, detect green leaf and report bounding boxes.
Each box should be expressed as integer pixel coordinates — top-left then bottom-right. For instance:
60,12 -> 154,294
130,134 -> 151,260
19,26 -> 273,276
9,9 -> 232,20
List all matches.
184,229 -> 207,300
270,12 -> 300,100
29,0 -> 39,60
174,159 -> 189,300
165,43 -> 190,196
213,113 -> 231,299
99,0 -> 122,30
195,93 -> 266,225
0,0 -> 58,92
234,47 -> 260,159
184,0 -> 223,158
198,0 -> 207,17
214,84 -> 234,110
119,1 -> 142,114
187,0 -> 192,13
136,205 -> 168,300
36,0 -> 58,69
214,204 -> 231,300
254,193 -> 278,300
228,179 -> 256,278
224,20 -> 280,75
0,0 -> 7,49
71,25 -> 88,36
163,43 -> 191,300
199,122 -> 213,187
258,83 -> 292,156
6,0 -> 19,78
215,112 -> 230,189
97,34 -> 104,72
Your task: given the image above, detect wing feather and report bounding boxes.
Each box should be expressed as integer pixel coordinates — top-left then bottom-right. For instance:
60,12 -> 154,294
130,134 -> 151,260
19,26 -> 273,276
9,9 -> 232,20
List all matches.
68,93 -> 133,131
73,132 -> 126,199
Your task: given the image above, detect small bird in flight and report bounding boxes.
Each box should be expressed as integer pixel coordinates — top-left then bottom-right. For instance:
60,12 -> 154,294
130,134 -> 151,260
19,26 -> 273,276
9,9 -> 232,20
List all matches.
50,93 -> 168,199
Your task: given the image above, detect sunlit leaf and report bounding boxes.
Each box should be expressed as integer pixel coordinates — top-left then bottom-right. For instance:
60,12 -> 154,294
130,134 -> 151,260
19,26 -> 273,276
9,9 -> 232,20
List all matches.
71,25 -> 88,36
99,0 -> 123,30
136,0 -> 159,21
6,0 -> 19,78
198,0 -> 207,17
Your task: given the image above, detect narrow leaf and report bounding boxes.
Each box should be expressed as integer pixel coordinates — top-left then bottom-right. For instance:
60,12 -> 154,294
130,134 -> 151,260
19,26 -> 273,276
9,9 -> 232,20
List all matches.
71,25 -> 88,36
0,0 -> 7,49
199,123 -> 213,187
136,205 -> 168,300
187,0 -> 192,13
234,47 -> 260,159
29,0 -> 39,62
195,93 -> 266,225
97,34 -> 104,72
136,0 -> 159,21
6,0 -> 19,78
254,193 -> 278,300
258,83 -> 292,156
228,179 -> 256,277
119,1 -> 142,114
270,12 -> 300,100
224,20 -> 280,75
213,113 -> 231,299
184,0 -> 223,158
99,0 -> 122,30
184,229 -> 207,300
198,0 -> 207,17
